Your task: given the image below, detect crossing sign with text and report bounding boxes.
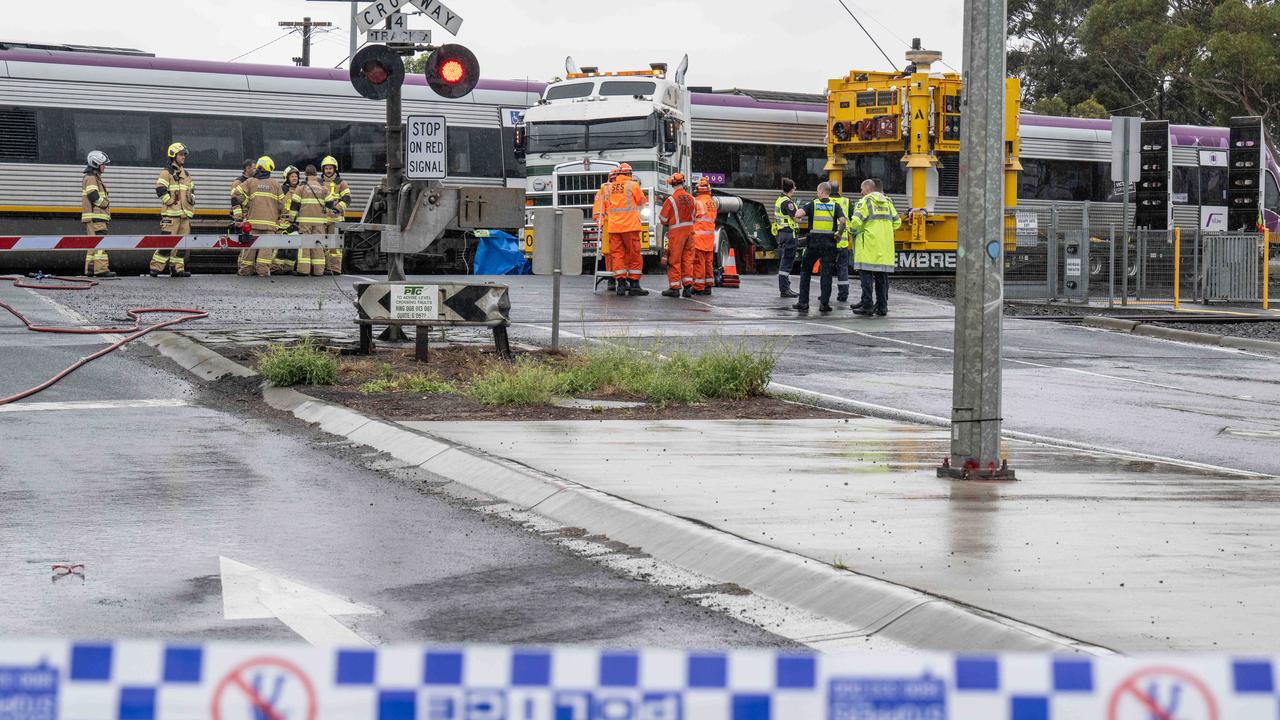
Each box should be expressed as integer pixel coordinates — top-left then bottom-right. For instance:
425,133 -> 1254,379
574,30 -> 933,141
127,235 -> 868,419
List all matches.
405,114 -> 447,180
407,0 -> 464,35
354,0 -> 414,32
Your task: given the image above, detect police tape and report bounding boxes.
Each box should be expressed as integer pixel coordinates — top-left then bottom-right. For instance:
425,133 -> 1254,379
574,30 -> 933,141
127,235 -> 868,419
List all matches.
0,640 -> 1277,719
0,235 -> 342,252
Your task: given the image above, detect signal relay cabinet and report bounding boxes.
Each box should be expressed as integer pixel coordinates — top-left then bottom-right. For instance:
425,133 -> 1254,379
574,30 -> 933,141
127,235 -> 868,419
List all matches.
1062,230 -> 1090,303
341,183 -> 527,274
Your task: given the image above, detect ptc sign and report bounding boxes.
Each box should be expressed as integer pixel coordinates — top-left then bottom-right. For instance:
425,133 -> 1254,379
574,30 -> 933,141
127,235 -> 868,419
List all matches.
1107,667 -> 1219,720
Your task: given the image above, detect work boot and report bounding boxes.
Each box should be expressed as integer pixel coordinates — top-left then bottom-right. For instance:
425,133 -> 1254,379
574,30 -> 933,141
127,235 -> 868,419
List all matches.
849,303 -> 864,312
627,281 -> 649,297
607,278 -> 617,292
780,288 -> 799,299
661,288 -> 681,297
794,305 -> 809,315
148,270 -> 161,278
820,304 -> 833,314
170,268 -> 191,278
616,278 -> 629,297
681,286 -> 693,298
837,292 -> 849,303
852,307 -> 875,317
94,271 -> 117,279
696,288 -> 712,297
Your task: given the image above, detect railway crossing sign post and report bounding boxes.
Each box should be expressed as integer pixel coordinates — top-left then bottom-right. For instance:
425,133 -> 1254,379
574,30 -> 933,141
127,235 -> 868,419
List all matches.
941,0 -> 1015,481
532,208 -> 585,351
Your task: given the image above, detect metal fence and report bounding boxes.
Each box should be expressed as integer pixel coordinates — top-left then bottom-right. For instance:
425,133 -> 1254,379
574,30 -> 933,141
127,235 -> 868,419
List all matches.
1004,205 -> 1269,308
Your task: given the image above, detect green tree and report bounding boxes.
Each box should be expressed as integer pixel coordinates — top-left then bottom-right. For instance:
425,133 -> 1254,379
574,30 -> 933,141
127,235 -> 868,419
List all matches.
1007,0 -> 1131,113
1032,96 -> 1070,117
1069,98 -> 1109,119
404,54 -> 428,74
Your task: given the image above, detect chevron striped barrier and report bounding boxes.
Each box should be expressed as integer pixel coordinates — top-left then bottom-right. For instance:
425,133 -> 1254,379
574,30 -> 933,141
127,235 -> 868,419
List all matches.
0,235 -> 343,251
0,641 -> 1278,719
353,282 -> 512,359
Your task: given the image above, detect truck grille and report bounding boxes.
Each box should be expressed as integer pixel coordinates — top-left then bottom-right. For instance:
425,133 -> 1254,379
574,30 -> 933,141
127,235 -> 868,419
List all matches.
557,172 -> 611,208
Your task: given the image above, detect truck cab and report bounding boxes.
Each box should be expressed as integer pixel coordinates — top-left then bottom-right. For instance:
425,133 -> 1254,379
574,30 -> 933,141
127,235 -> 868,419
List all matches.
516,56 -> 692,263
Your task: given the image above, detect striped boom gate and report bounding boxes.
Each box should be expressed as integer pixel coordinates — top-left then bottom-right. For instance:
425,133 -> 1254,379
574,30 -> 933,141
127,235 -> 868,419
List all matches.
0,235 -> 344,252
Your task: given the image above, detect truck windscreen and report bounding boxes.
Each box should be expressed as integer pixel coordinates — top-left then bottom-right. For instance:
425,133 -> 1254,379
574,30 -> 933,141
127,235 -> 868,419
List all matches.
527,115 -> 657,154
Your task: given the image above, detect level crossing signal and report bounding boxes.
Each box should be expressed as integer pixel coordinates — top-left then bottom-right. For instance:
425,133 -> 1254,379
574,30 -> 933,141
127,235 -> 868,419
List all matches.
350,44 -> 405,100
1135,120 -> 1171,231
1227,116 -> 1264,231
424,44 -> 479,99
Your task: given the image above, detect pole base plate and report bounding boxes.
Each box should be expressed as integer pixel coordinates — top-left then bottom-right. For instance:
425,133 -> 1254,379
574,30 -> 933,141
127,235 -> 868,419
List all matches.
937,460 -> 1017,482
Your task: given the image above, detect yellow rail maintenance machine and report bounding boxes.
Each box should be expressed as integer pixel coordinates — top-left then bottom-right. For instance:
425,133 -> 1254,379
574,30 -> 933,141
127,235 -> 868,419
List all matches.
824,40 -> 1021,272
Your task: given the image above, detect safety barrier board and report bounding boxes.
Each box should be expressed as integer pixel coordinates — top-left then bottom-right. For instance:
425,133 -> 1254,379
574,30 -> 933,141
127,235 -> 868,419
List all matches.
1,641 -> 1278,719
0,235 -> 341,251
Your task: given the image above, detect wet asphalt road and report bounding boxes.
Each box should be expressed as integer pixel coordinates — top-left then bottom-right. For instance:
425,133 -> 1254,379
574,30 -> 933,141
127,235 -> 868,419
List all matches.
0,279 -> 792,648
47,271 -> 1280,476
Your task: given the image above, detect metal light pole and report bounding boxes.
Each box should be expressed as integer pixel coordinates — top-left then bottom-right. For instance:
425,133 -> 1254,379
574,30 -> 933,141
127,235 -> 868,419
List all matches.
941,0 -> 1015,481
349,2 -> 359,65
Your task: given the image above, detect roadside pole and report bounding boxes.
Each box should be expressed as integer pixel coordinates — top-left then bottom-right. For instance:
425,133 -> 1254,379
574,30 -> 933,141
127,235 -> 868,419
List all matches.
941,0 -> 1014,480
384,17 -> 407,284
349,2 -> 358,63
552,210 -> 563,351
533,207 -> 584,351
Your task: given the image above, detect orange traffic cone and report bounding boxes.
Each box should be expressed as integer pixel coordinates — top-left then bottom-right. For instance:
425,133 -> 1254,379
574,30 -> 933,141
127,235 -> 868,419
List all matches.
721,248 -> 741,288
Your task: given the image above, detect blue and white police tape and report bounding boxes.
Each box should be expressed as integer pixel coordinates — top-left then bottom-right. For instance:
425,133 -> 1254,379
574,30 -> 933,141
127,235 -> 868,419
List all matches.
0,640 -> 1278,719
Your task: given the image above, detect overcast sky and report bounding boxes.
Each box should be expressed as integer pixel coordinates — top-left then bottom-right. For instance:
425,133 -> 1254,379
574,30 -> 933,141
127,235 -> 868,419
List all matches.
7,0 -> 967,91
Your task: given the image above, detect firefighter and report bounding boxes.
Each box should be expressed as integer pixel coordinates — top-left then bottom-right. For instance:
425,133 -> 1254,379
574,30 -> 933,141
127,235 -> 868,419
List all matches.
273,166 -> 302,276
830,184 -> 853,304
848,178 -> 901,317
80,150 -> 115,278
603,162 -> 648,296
658,172 -> 697,297
690,177 -> 718,296
151,142 -> 194,277
231,156 -> 286,278
593,167 -> 620,291
791,181 -> 847,314
320,156 -> 350,275
773,178 -> 799,298
287,165 -> 329,276
232,158 -> 256,275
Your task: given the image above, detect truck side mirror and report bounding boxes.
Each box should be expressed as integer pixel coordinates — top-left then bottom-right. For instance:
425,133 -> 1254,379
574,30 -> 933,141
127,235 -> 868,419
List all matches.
662,117 -> 680,155
513,126 -> 527,159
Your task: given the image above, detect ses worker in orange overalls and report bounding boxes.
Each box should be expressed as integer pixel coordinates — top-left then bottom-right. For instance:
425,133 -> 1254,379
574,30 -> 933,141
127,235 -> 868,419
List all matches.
603,162 -> 649,297
690,177 -> 718,296
658,173 -> 698,298
593,167 -> 620,291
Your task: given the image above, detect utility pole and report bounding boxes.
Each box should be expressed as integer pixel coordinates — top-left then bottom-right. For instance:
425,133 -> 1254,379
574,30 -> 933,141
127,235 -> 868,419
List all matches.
348,2 -> 359,67
278,17 -> 333,67
940,0 -> 1015,481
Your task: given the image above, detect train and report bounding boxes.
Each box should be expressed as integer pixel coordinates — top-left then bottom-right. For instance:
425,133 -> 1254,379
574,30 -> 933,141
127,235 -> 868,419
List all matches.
1,42 -> 1276,274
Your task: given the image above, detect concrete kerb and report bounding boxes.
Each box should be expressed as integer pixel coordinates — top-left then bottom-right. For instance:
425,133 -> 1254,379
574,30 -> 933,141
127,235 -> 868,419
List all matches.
147,331 -> 1111,655
1083,315 -> 1280,354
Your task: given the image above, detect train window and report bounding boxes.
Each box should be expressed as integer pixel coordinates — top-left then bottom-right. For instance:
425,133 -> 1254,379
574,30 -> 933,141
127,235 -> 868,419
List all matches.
696,142 -> 829,192
72,111 -> 151,165
448,126 -> 502,178
170,116 -> 243,169
1266,173 -> 1279,211
0,107 -> 38,161
841,154 -> 906,195
1172,166 -> 1197,205
545,83 -> 593,101
794,148 -> 827,189
1017,159 -> 1109,202
599,81 -> 656,98
263,120 -> 332,171
332,123 -> 385,173
1200,167 -> 1227,205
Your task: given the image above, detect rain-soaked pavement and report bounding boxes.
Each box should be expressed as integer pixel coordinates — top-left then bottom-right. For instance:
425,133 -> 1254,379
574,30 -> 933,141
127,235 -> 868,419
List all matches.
0,278 -> 793,648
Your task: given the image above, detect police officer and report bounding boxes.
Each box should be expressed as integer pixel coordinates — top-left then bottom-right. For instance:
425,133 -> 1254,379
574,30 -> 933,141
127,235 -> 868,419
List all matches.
791,182 -> 847,314
829,184 -> 853,304
849,178 -> 902,317
773,178 -> 799,298
231,156 -> 286,278
320,156 -> 350,275
151,142 -> 194,277
80,150 -> 115,278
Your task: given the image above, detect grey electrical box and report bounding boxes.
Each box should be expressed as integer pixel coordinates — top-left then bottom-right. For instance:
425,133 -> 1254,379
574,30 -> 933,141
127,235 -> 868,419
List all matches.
1062,230 -> 1090,303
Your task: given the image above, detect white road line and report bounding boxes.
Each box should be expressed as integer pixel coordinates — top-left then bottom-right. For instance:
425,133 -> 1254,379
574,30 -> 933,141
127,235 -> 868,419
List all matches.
220,556 -> 378,647
0,398 -> 189,413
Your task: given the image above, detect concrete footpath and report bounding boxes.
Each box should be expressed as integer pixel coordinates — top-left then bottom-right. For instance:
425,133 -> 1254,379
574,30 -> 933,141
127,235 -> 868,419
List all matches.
411,418 -> 1280,654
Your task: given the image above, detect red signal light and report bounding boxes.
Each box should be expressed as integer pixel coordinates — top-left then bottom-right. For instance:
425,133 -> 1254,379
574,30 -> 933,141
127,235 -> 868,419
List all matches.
364,60 -> 390,85
424,44 -> 479,99
440,58 -> 465,85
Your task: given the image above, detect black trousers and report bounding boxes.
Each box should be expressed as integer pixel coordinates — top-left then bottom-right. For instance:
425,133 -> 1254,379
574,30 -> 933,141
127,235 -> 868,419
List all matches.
797,236 -> 838,308
859,270 -> 890,313
776,229 -> 797,291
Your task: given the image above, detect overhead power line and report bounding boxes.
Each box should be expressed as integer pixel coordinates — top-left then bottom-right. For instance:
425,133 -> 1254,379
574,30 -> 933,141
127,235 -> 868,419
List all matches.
228,30 -> 295,63
833,0 -> 897,70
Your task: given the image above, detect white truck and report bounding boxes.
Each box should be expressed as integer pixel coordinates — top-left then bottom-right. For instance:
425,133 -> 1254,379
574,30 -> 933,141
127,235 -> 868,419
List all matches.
514,56 -> 699,273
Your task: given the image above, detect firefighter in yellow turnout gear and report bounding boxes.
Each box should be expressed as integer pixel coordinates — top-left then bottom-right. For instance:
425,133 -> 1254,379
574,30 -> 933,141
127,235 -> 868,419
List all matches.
80,150 -> 115,278
287,165 -> 329,276
320,156 -> 349,275
231,156 -> 286,277
151,142 -> 194,277
273,166 -> 303,276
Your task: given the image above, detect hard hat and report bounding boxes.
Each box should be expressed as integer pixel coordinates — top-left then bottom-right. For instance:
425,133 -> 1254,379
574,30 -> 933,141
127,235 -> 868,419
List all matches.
608,167 -> 620,178
696,177 -> 711,193
256,156 -> 275,174
618,162 -> 633,175
668,172 -> 685,185
320,156 -> 339,171
86,150 -> 110,169
283,165 -> 299,178
167,142 -> 188,158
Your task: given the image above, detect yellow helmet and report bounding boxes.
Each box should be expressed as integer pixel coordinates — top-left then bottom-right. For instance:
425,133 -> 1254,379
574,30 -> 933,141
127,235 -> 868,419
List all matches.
167,142 -> 188,158
320,156 -> 338,171
256,156 -> 275,174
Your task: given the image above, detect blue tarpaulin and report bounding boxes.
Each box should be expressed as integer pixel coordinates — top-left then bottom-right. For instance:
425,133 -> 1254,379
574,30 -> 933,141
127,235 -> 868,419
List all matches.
471,230 -> 531,275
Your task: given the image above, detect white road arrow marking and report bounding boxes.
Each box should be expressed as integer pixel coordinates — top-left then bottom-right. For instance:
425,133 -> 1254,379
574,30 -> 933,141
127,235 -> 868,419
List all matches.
219,556 -> 379,647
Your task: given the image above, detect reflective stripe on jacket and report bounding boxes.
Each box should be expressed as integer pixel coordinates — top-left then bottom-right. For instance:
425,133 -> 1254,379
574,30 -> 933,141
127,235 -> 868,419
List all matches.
849,192 -> 902,272
773,195 -> 797,233
833,197 -> 853,248
603,178 -> 647,233
290,180 -> 329,225
323,175 -> 352,217
156,165 -> 196,218
809,200 -> 838,235
81,172 -> 109,224
232,176 -> 285,232
659,188 -> 698,243
692,193 -> 717,252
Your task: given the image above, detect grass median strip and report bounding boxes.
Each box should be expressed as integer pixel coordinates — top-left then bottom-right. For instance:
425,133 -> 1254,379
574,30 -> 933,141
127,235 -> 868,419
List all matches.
256,337 -> 338,387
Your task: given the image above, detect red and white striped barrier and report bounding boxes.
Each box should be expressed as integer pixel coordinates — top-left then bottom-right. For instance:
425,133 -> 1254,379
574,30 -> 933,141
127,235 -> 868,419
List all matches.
0,234 -> 342,251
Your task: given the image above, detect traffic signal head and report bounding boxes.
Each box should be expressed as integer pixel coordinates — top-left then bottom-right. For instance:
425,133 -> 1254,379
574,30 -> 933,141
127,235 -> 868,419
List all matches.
350,44 -> 405,100
425,44 -> 480,99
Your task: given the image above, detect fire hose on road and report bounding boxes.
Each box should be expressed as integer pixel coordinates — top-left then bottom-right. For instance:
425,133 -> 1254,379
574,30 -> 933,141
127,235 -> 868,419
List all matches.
0,274 -> 208,406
